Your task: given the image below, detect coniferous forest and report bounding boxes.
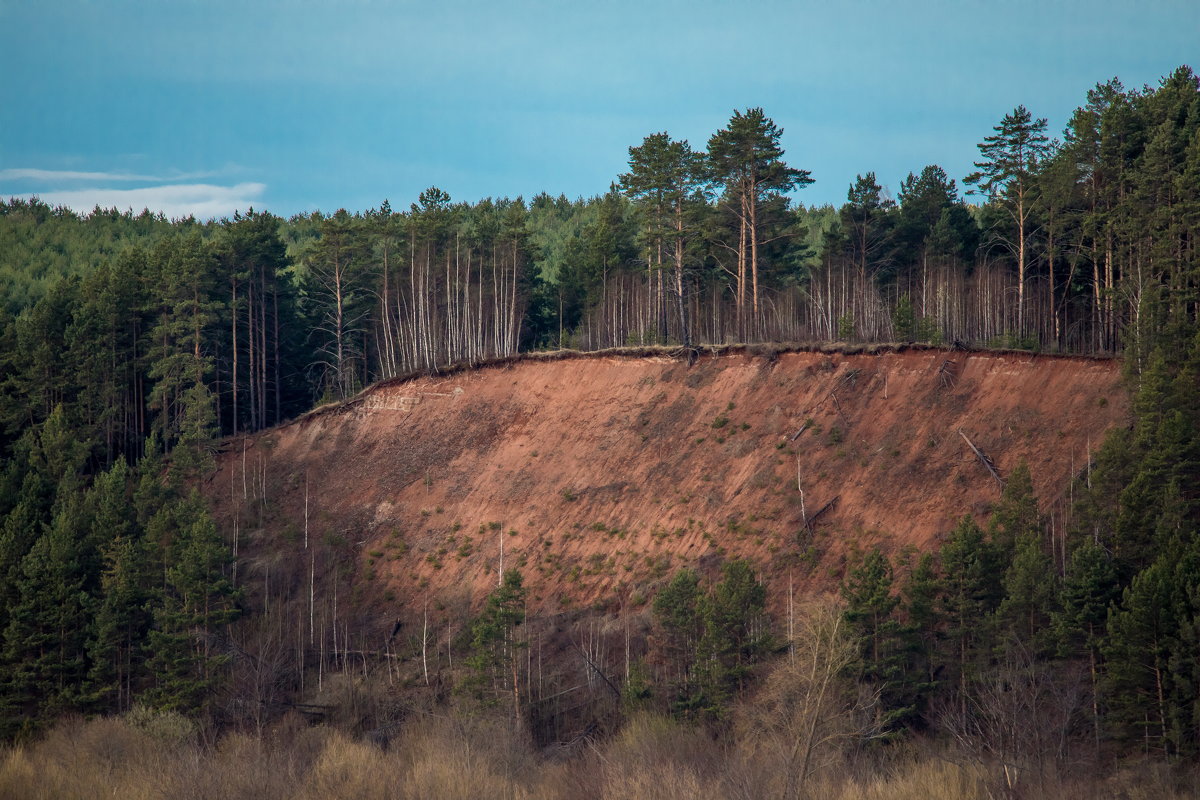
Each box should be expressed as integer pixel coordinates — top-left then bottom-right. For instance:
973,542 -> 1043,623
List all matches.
3,66 -> 1200,796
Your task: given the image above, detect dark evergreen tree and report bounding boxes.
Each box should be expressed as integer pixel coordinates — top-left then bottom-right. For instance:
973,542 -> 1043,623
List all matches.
698,558 -> 769,710
995,532 -> 1058,657
0,493 -> 94,735
965,105 -> 1051,335
937,516 -> 1003,708
988,459 -> 1042,555
900,552 -> 941,724
842,547 -> 914,729
841,172 -> 896,285
466,568 -> 527,723
620,132 -> 707,346
706,108 -> 812,337
145,235 -> 218,448
1056,540 -> 1119,751
653,567 -> 704,715
85,525 -> 153,714
1103,559 -> 1177,753
144,494 -> 240,714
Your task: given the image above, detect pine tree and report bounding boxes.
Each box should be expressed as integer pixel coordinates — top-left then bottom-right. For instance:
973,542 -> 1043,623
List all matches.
1071,427 -> 1139,570
841,172 -> 895,285
1115,353 -> 1195,576
82,458 -> 152,713
988,459 -> 1041,555
132,432 -> 170,529
698,558 -> 769,712
843,548 -> 899,678
145,234 -> 218,449
85,528 -> 153,713
1103,560 -> 1176,752
706,108 -> 812,337
0,492 -> 94,734
965,105 -> 1051,335
900,552 -> 941,724
1056,540 -> 1119,752
0,466 -> 52,637
466,568 -> 527,723
144,495 -> 240,714
28,404 -> 90,501
938,516 -> 1003,709
996,533 -> 1058,657
168,379 -> 217,486
842,547 -> 912,729
653,568 -> 704,714
619,132 -> 706,346
1163,534 -> 1200,755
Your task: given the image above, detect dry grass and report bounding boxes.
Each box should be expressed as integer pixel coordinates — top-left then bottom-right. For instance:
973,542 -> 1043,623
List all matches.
2,708 -> 1197,800
821,758 -> 990,800
0,714 -> 175,800
0,709 -> 537,800
391,714 -> 534,800
293,731 -> 405,800
592,713 -> 727,800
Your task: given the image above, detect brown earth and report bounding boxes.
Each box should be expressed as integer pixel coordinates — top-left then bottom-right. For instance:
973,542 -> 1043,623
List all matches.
207,347 -> 1127,618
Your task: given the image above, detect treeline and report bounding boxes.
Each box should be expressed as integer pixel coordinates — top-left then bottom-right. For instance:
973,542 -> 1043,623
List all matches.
3,66 -> 1199,453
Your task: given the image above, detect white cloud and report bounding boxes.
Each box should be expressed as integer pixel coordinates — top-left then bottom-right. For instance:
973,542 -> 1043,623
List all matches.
0,167 -> 222,183
0,168 -> 160,182
16,182 -> 267,221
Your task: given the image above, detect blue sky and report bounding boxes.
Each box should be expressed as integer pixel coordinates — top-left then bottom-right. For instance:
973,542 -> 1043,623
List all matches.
1,0 -> 1197,220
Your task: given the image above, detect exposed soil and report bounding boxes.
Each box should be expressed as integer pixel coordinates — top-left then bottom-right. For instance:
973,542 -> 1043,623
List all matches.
206,348 -> 1127,619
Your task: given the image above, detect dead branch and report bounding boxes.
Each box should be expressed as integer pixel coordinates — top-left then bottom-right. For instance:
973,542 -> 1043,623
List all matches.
831,393 -> 851,430
790,418 -> 815,441
938,358 -> 958,389
572,640 -> 622,700
808,495 -> 840,529
958,429 -> 1004,488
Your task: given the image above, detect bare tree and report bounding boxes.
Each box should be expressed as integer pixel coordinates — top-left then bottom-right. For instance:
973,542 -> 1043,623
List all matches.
736,599 -> 880,799
933,641 -> 1084,798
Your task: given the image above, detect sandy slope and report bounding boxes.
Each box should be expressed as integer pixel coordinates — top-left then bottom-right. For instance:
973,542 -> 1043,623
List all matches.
207,348 -> 1125,617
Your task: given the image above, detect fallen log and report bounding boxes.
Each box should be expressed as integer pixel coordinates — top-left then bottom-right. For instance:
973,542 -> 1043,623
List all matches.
958,429 -> 1004,488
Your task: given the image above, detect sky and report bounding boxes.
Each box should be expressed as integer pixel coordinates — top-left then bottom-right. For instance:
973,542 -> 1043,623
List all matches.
1,0 -> 1198,220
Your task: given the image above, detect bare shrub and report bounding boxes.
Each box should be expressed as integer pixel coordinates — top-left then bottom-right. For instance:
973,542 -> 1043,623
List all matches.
529,752 -> 605,800
823,757 -> 989,800
734,598 -> 880,799
0,715 -> 168,800
312,672 -> 405,735
294,728 -> 405,800
4,687 -> 1199,800
226,609 -> 301,734
0,746 -> 43,800
596,713 -> 724,800
125,703 -> 199,746
600,761 -> 710,800
931,646 -> 1084,797
1090,760 -> 1200,800
160,730 -> 317,800
393,712 -> 534,800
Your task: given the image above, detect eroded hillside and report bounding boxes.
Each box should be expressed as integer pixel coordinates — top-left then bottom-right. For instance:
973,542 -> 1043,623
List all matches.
207,347 -> 1125,617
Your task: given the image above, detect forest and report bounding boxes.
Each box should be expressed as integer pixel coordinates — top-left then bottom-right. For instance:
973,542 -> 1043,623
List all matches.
2,65 -> 1200,797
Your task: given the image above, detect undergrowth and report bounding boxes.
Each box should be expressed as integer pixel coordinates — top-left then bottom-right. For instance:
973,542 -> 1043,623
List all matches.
3,707 -> 1197,800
